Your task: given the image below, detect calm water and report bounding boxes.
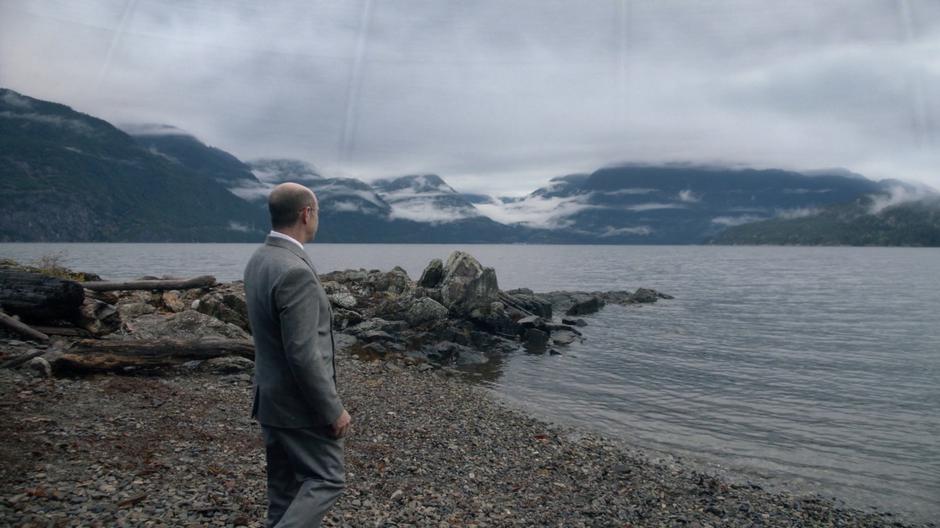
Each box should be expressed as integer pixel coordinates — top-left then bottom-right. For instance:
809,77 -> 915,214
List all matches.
2,243 -> 938,521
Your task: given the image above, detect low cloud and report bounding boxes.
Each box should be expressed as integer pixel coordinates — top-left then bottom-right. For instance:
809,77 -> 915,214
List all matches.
387,199 -> 479,223
868,185 -> 937,214
601,188 -> 656,196
775,207 -> 820,219
1,91 -> 33,109
2,1 -> 938,193
599,225 -> 653,237
227,221 -> 253,232
120,123 -> 189,136
783,188 -> 832,194
474,194 -> 600,228
330,200 -> 372,214
711,215 -> 766,227
0,111 -> 94,134
228,180 -> 271,202
678,189 -> 701,203
625,202 -> 685,212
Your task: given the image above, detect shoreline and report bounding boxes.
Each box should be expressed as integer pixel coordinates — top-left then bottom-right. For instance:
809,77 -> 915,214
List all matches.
1,348 -> 931,527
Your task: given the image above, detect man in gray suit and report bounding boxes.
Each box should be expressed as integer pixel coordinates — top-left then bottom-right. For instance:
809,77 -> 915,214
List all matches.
244,182 -> 351,528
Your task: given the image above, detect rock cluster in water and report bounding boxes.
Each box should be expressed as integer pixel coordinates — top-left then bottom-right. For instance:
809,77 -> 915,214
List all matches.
320,251 -> 672,365
1,251 -> 672,376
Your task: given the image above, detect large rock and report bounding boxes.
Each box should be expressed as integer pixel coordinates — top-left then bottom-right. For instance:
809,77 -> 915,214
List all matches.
405,297 -> 449,326
503,289 -> 553,318
426,341 -> 487,365
117,302 -> 156,320
121,310 -> 249,340
194,289 -> 250,332
552,330 -> 579,346
373,267 -> 413,295
418,259 -> 445,288
440,252 -> 499,312
468,302 -> 517,334
161,290 -> 186,313
332,308 -> 364,330
328,292 -> 357,310
633,288 -> 673,303
77,298 -> 120,336
522,328 -> 550,353
565,295 -> 605,316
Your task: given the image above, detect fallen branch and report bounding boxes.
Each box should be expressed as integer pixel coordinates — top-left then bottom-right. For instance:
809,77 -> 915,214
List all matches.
0,310 -> 50,342
81,275 -> 217,292
53,338 -> 254,374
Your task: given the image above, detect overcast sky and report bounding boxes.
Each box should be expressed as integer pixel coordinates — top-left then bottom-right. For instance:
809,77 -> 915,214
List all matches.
1,0 -> 938,195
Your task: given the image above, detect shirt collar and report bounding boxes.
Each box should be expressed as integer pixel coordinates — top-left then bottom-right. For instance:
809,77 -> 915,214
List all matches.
268,230 -> 304,250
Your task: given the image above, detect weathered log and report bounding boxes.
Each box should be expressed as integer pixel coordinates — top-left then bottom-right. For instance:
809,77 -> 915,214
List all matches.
81,275 -> 217,292
0,310 -> 50,342
0,269 -> 85,321
0,349 -> 46,370
52,338 -> 254,373
30,325 -> 92,338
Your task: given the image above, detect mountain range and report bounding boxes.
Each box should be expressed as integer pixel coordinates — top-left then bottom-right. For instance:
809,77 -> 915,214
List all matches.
2,87 -> 937,245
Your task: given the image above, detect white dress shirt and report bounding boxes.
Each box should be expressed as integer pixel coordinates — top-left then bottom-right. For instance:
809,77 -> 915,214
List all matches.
268,230 -> 304,250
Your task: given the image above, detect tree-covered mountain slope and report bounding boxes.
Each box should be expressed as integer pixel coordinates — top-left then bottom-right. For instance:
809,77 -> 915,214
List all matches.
0,88 -> 267,241
710,195 -> 940,246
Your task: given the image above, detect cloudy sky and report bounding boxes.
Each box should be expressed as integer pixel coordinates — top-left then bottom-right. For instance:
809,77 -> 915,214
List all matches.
1,0 -> 938,195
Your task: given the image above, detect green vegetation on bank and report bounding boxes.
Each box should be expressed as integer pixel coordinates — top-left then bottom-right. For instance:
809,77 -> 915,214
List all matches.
711,196 -> 940,246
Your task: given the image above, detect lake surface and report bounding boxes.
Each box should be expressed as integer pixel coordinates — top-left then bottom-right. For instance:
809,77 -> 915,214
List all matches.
2,243 -> 938,522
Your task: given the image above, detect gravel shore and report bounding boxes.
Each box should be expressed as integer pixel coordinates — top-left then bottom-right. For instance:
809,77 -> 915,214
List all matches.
1,347 -> 930,528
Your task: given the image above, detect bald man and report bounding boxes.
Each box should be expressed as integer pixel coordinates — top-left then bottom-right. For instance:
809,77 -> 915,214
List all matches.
244,183 -> 351,527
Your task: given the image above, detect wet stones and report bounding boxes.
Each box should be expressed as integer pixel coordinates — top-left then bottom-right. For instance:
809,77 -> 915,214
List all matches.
565,295 -> 605,316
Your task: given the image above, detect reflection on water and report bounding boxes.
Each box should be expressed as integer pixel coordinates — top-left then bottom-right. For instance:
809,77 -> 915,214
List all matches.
1,243 -> 938,521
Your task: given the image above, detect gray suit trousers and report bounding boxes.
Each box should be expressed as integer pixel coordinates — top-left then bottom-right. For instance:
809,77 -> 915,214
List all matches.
262,425 -> 345,528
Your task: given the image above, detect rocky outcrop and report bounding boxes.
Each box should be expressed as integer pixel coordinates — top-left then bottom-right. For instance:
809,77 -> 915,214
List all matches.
190,283 -> 250,332
439,251 -> 499,313
120,310 -> 249,341
1,252 -> 672,375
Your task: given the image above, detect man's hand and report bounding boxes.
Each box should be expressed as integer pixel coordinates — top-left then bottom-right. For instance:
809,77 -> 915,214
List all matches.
332,409 -> 351,439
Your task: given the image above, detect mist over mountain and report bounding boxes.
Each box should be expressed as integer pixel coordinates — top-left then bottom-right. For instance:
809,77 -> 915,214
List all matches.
2,87 -> 935,245
0,88 -> 266,242
127,125 -> 259,186
485,165 -> 908,243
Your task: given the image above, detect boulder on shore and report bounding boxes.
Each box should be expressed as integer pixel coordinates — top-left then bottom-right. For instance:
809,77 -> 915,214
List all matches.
440,251 -> 499,313
120,310 -> 249,341
406,297 -> 449,326
566,296 -> 605,316
418,259 -> 445,288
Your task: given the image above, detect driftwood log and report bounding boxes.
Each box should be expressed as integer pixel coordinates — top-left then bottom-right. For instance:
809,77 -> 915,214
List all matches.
0,310 -> 50,342
52,338 -> 254,374
30,325 -> 92,338
0,269 -> 84,321
81,275 -> 217,292
0,349 -> 46,370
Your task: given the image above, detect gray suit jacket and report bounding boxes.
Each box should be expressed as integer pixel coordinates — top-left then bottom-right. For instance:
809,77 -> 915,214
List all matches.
244,236 -> 341,428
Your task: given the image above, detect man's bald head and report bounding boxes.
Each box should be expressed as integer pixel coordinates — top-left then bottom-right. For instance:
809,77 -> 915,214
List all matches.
268,183 -> 317,229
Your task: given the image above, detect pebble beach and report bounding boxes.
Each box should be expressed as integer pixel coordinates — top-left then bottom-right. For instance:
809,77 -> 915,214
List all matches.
1,343 -> 930,528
